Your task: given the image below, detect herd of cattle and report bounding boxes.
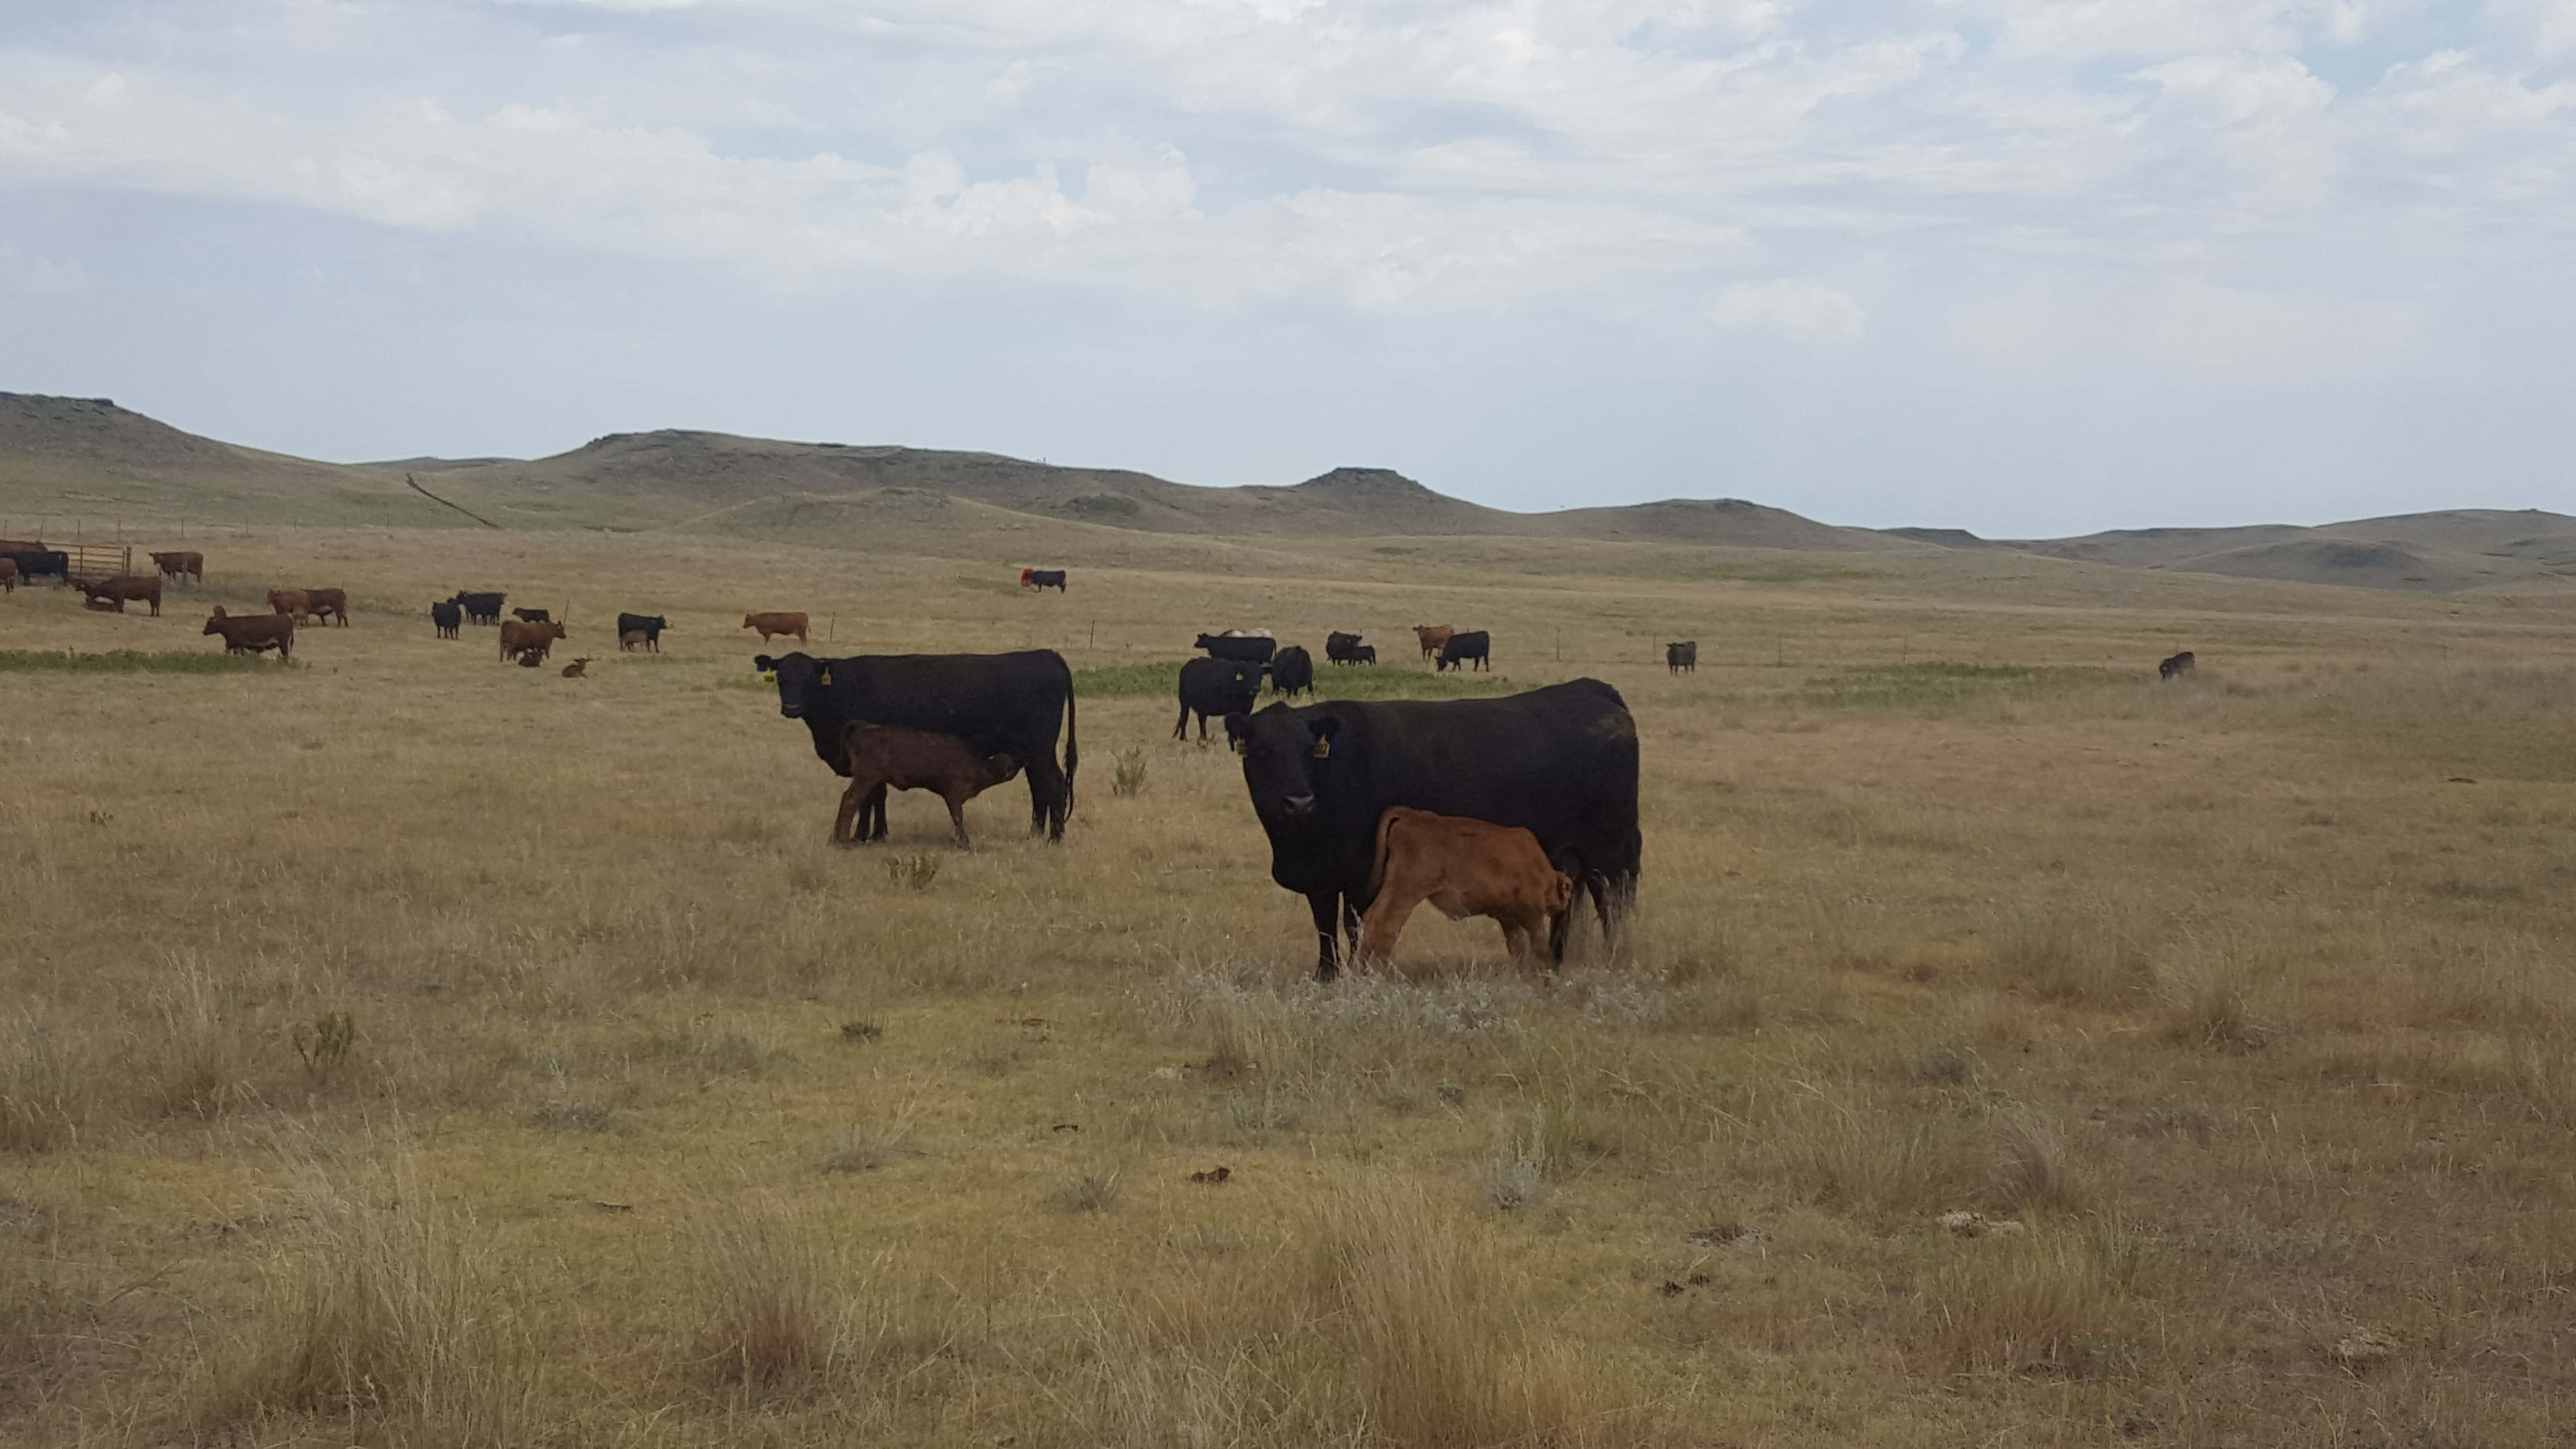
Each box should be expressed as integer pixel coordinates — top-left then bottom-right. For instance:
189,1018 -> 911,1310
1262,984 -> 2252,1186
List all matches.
5,544 -> 2202,977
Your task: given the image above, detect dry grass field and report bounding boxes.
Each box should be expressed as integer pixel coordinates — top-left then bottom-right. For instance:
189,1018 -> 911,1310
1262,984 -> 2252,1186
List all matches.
4,524 -> 2576,1447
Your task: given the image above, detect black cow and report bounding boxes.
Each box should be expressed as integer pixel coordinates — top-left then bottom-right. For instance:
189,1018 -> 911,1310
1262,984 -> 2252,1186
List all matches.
1325,631 -> 1369,665
753,650 -> 1079,842
1666,642 -> 1697,674
449,591 -> 505,626
616,613 -> 669,652
1269,645 -> 1315,699
1224,680 -> 1642,980
1175,658 -> 1262,742
1351,644 -> 1376,664
1021,568 -> 1068,593
2159,650 -> 2196,680
1196,632 -> 1276,666
1436,630 -> 1491,673
3,550 -> 68,585
512,607 -> 551,624
430,600 -> 462,639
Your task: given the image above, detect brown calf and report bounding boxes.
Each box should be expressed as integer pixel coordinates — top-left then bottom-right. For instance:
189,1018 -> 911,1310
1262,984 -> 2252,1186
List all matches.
743,611 -> 809,644
0,558 -> 16,593
205,607 -> 294,659
1412,624 -> 1454,661
1356,807 -> 1575,971
619,629 -> 648,652
150,550 -> 204,584
561,657 -> 591,678
301,587 -> 349,626
833,723 -> 1024,848
268,588 -> 312,621
76,574 -> 162,615
499,617 -> 567,663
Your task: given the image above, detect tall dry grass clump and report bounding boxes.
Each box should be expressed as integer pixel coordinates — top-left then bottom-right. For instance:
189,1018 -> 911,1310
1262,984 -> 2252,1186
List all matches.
198,1156 -> 540,1447
1309,1176 -> 1594,1449
687,1188 -> 865,1396
1927,1222 -> 2131,1376
1983,899 -> 2152,1005
0,1014 -> 89,1152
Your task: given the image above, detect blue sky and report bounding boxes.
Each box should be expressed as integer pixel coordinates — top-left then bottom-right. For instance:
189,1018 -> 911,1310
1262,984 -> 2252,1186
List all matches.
2,0 -> 2569,535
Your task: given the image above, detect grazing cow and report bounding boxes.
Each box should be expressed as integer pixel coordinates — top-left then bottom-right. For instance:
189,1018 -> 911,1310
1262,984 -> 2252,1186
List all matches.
302,588 -> 349,627
1325,631 -> 1369,665
149,550 -> 204,584
1436,630 -> 1491,673
620,629 -> 648,652
0,558 -> 13,593
1351,644 -> 1377,665
204,607 -> 293,659
1019,568 -> 1068,593
268,589 -> 312,621
834,723 -> 1025,847
2159,650 -> 2196,681
561,658 -> 591,678
1269,645 -> 1316,699
614,613 -> 668,651
430,601 -> 462,638
1357,808 -> 1576,971
1223,679 -> 1641,980
1175,657 -> 1262,742
753,649 -> 1079,842
500,617 -> 567,663
743,612 -> 809,644
76,575 -> 162,615
512,607 -> 551,625
1195,631 -> 1277,666
3,550 -> 68,585
1412,625 -> 1453,662
448,591 -> 505,626
1666,642 -> 1697,674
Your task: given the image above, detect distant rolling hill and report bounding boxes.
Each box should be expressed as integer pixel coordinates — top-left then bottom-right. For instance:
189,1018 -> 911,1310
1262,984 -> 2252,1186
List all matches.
3,390 -> 2567,594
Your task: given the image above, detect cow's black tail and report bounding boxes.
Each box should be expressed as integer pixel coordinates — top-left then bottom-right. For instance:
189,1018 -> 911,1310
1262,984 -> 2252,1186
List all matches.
1060,665 -> 1079,824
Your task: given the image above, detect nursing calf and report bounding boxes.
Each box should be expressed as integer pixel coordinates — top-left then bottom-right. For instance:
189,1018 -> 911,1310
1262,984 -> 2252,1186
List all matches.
834,723 -> 1024,848
1357,807 -> 1574,971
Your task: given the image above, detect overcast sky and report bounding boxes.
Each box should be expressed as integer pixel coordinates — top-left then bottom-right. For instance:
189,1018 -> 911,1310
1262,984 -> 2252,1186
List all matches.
2,1 -> 2569,535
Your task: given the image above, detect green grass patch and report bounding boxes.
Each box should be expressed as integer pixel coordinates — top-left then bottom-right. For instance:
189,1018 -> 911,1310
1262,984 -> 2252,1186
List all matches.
1799,661 -> 2125,711
1076,659 -> 1513,702
0,649 -> 286,676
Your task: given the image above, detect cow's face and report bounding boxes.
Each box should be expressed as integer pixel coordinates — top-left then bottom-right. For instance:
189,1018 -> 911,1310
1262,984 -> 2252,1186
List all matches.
753,653 -> 833,718
1545,871 -> 1576,916
1226,708 -> 1339,821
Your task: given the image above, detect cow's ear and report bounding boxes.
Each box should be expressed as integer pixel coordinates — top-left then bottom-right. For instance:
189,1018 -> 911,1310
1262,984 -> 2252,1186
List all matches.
753,655 -> 774,672
1306,716 -> 1339,758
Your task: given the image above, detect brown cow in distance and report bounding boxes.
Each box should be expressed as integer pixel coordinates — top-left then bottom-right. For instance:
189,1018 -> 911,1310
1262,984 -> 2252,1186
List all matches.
268,588 -> 312,621
561,657 -> 591,678
0,558 -> 15,593
833,722 -> 1024,848
1356,807 -> 1575,972
1412,624 -> 1454,662
619,629 -> 648,652
499,617 -> 567,663
743,611 -> 809,644
150,550 -> 204,584
302,588 -> 350,626
205,607 -> 293,659
76,574 -> 162,615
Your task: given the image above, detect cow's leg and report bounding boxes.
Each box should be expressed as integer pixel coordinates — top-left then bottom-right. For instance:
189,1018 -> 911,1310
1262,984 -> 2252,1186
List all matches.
1173,704 -> 1190,741
945,793 -> 973,849
1355,889 -> 1421,972
832,778 -> 870,844
1022,753 -> 1068,841
864,784 -> 890,841
1304,892 -> 1347,982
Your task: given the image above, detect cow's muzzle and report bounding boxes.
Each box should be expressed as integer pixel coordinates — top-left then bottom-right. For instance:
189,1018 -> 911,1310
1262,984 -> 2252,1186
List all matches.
1280,793 -> 1317,817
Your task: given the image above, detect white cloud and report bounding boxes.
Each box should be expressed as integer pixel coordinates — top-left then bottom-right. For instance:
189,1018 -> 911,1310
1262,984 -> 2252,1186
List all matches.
1710,279 -> 1866,339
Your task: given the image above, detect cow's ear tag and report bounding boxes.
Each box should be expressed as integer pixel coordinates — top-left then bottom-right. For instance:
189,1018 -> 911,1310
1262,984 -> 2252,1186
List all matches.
1231,738 -> 1247,756
1310,740 -> 1331,759
759,668 -> 776,682
818,668 -> 832,685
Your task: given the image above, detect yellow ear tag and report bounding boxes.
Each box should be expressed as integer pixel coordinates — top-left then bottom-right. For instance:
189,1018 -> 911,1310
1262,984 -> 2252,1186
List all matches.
818,668 -> 832,686
1310,740 -> 1331,759
759,669 -> 777,682
1231,739 -> 1247,756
